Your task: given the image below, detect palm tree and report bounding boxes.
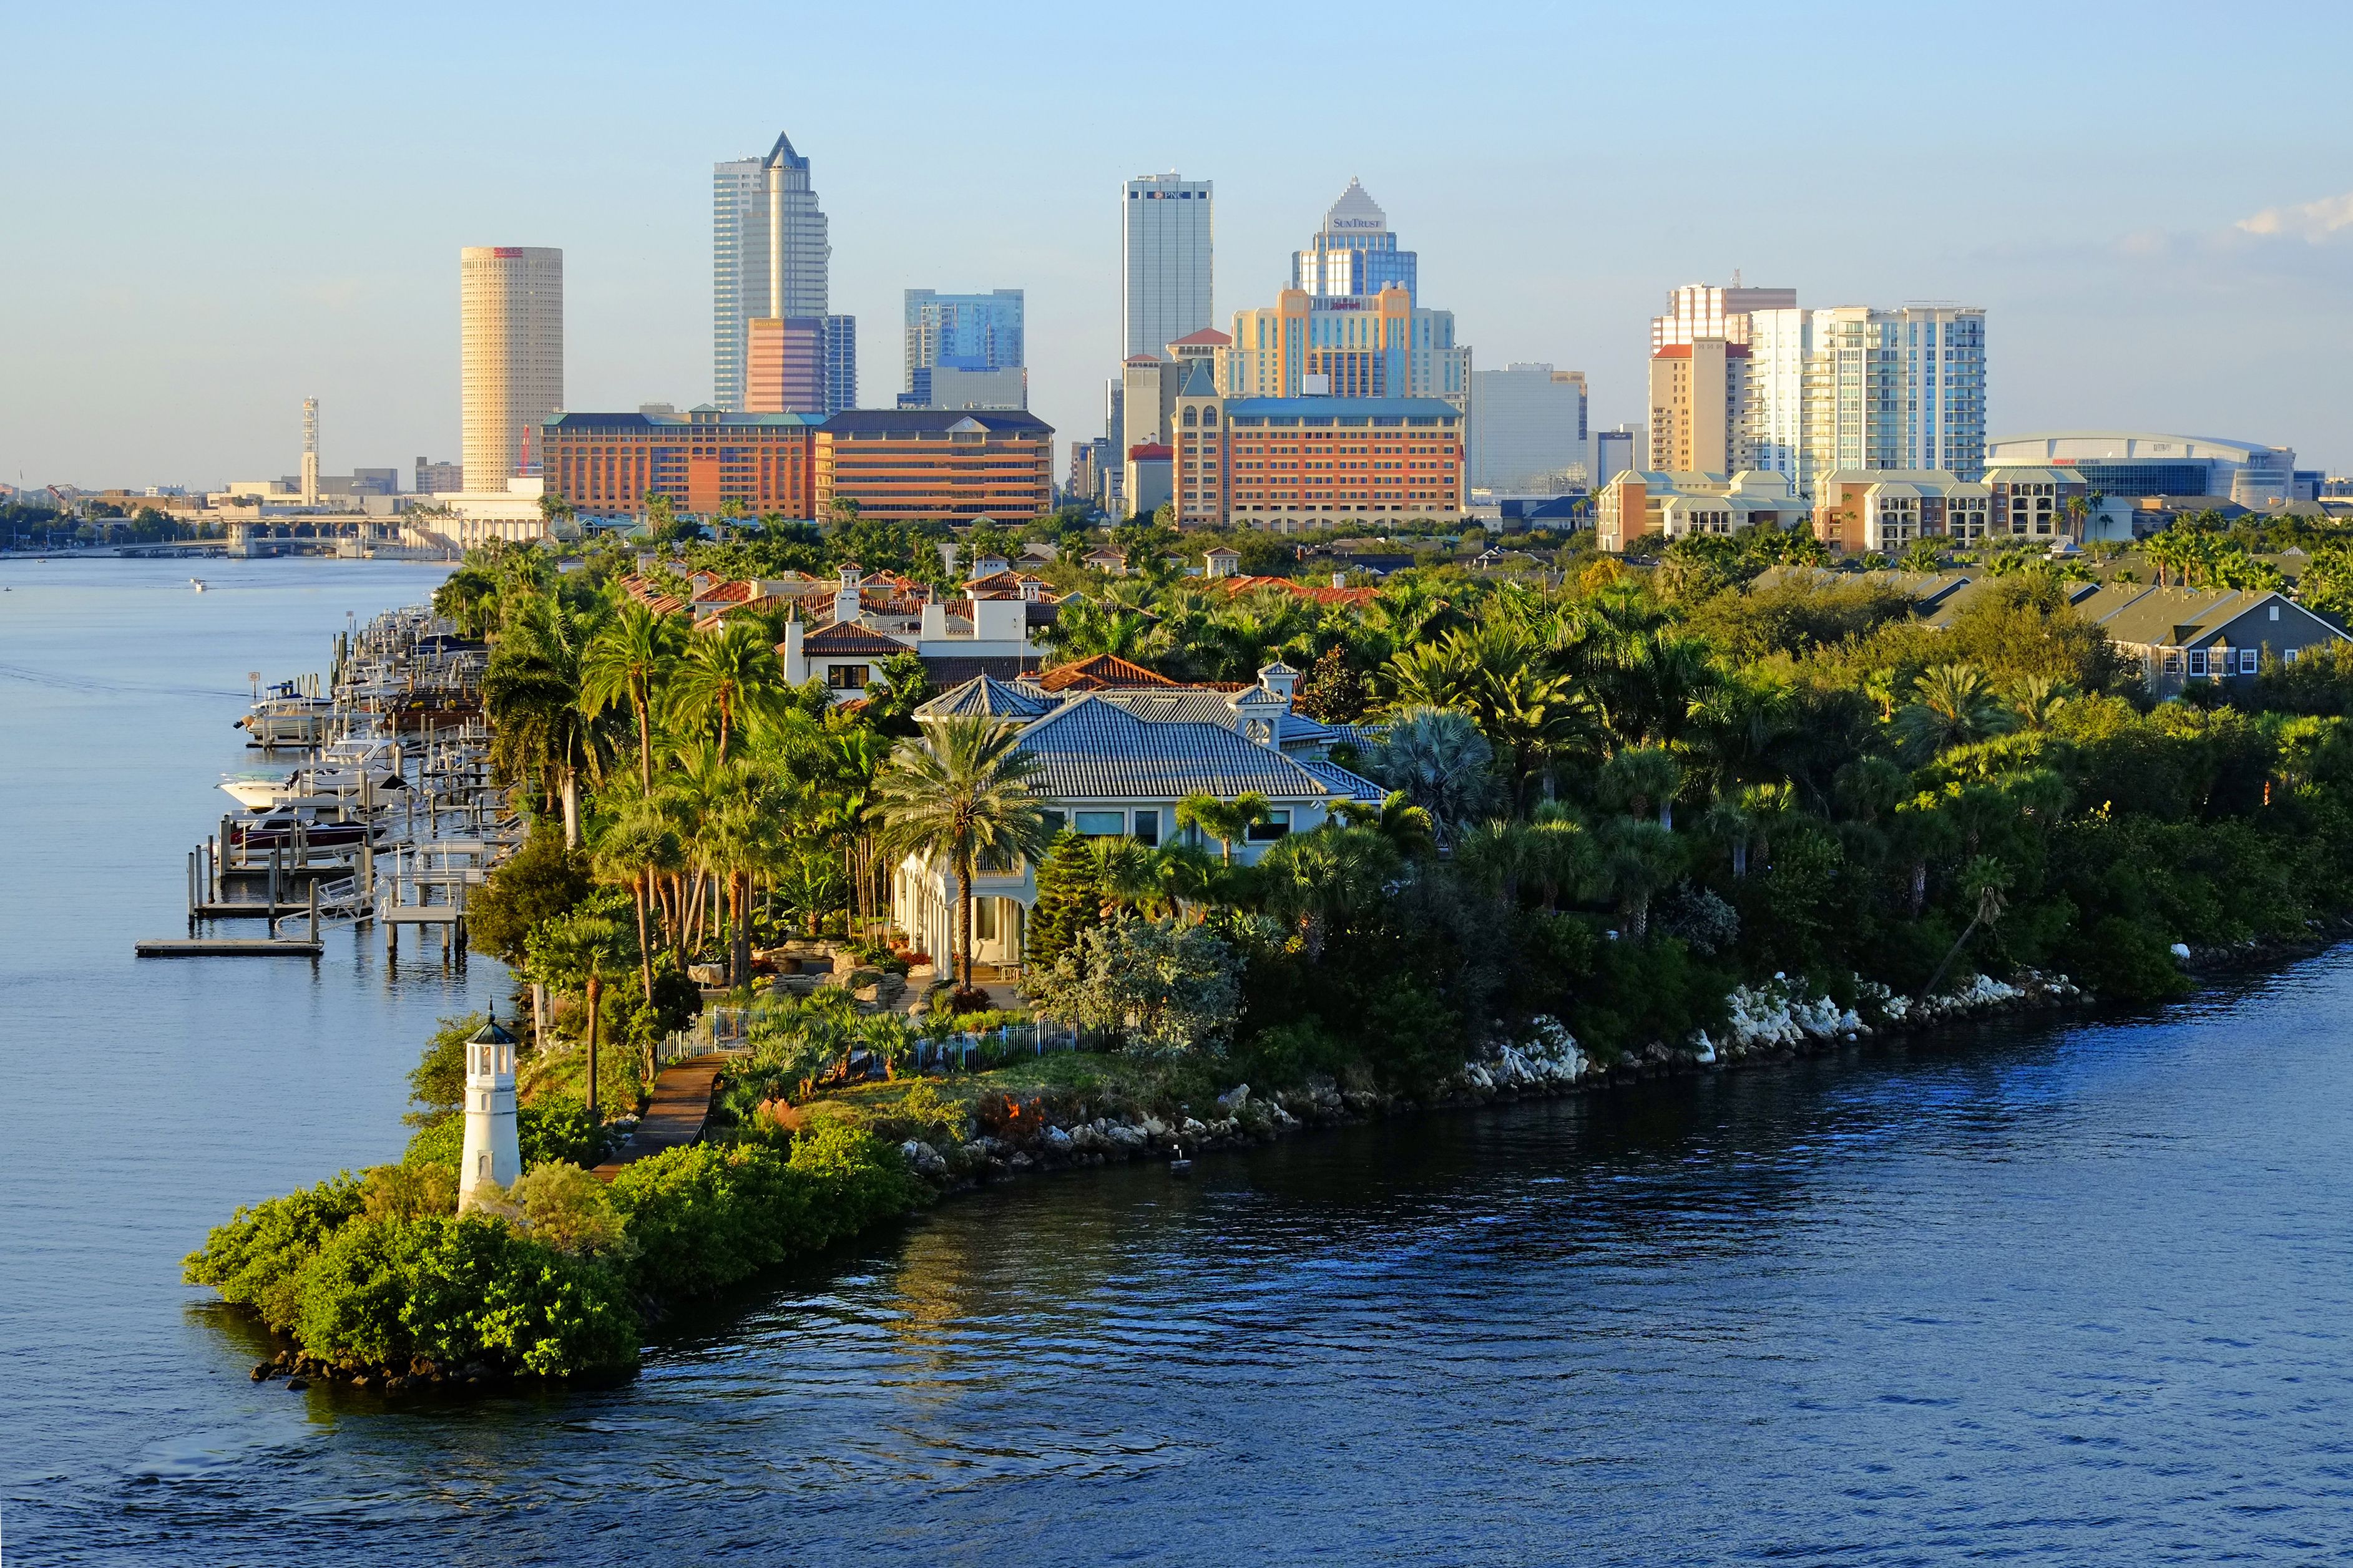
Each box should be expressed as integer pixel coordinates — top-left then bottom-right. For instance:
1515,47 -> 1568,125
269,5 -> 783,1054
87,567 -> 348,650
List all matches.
1700,796 -> 1754,879
581,600 -> 683,791
529,908 -> 630,1119
1176,791 -> 1269,865
1369,707 -> 1494,837
1895,665 -> 2015,759
667,620 -> 783,762
2008,674 -> 2075,733
1600,745 -> 1684,829
1592,818 -> 1683,938
873,716 -> 1054,993
1920,855 -> 2012,997
1331,790 -> 1437,860
1256,825 -> 1402,957
590,784 -> 682,1010
481,598 -> 609,847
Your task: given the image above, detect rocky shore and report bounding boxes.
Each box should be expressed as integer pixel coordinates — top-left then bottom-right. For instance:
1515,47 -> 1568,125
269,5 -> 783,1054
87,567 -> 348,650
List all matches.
894,968 -> 2095,1192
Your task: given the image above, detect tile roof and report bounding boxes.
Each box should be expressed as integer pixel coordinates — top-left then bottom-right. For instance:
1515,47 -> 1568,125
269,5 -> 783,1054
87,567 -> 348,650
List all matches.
1217,574 -> 1381,606
922,655 -> 1043,686
1036,653 -> 1178,691
914,674 -> 1055,720
798,621 -> 907,656
1014,697 -> 1384,803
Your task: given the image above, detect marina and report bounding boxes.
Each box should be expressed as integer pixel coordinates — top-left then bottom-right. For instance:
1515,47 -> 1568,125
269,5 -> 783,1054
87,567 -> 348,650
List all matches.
141,605 -> 520,958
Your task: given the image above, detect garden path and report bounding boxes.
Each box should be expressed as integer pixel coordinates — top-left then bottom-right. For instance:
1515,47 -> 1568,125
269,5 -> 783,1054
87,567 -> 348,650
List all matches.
592,1056 -> 728,1181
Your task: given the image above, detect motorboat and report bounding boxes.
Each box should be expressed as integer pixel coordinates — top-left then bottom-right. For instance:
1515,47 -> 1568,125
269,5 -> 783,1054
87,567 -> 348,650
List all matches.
219,738 -> 406,809
235,679 -> 334,749
190,577 -> 207,592
227,813 -> 383,851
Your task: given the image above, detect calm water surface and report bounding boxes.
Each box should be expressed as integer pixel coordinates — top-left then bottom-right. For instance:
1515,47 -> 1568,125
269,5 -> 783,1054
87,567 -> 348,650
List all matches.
5,558 -> 2352,1565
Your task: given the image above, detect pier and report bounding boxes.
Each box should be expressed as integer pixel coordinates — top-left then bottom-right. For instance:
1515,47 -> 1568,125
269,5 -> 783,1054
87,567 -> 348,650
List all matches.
142,606 -> 519,958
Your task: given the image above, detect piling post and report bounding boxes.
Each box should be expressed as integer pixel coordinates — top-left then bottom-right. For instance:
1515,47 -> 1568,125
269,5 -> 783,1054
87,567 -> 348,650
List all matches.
187,850 -> 197,925
268,844 -> 280,916
309,880 -> 320,943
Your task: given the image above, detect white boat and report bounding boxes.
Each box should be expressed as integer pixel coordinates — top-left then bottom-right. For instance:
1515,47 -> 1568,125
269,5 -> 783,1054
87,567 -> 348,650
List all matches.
220,738 -> 405,809
236,681 -> 335,749
190,577 -> 207,592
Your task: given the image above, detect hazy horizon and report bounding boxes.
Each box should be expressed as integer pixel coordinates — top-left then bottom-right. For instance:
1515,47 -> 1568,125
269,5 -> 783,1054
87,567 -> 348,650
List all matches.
7,0 -> 2350,492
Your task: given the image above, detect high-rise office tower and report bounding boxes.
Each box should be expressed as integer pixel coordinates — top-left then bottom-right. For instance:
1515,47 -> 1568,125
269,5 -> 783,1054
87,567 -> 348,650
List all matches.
714,132 -> 833,412
1469,364 -> 1587,490
459,246 -> 563,492
1123,172 -> 1213,360
1223,180 -> 1470,411
1293,178 -> 1417,301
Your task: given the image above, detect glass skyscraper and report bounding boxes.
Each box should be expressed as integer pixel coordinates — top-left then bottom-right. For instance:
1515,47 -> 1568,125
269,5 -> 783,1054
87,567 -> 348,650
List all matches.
713,131 -> 833,412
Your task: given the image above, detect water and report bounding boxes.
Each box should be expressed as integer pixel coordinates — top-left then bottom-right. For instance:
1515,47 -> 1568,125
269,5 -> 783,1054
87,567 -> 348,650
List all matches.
7,560 -> 2353,1565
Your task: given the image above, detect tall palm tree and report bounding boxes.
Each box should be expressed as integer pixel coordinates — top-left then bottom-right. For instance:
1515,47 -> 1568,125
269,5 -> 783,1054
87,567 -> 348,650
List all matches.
529,908 -> 630,1119
1369,707 -> 1494,837
591,783 -> 682,1009
1256,825 -> 1402,958
668,620 -> 783,762
581,600 -> 684,791
2007,674 -> 2075,733
873,716 -> 1054,993
481,598 -> 609,847
1331,790 -> 1437,860
1176,791 -> 1269,865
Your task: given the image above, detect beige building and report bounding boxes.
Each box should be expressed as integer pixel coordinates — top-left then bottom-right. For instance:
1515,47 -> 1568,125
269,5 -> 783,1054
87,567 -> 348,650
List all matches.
460,246 -> 564,492
1595,469 -> 1807,553
1647,339 -> 1749,473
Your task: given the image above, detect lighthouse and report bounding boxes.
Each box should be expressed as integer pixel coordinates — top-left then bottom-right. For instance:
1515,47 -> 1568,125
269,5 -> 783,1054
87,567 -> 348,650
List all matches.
457,1006 -> 522,1211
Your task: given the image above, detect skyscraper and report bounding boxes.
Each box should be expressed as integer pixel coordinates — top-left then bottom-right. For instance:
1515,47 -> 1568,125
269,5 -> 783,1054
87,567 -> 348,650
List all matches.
1650,281 -> 1799,351
1469,364 -> 1587,490
714,132 -> 833,412
1223,180 -> 1470,411
904,289 -> 1024,381
824,316 -> 858,414
1293,178 -> 1417,301
459,246 -> 562,492
1747,304 -> 1988,490
1123,172 -> 1213,360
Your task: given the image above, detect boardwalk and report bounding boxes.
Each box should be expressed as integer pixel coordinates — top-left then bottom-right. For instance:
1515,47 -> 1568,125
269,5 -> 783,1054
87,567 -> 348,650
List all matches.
592,1057 -> 730,1181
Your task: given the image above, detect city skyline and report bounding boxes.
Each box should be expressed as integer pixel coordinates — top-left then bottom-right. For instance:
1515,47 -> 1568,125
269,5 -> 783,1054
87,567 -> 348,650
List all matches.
7,2 -> 2353,489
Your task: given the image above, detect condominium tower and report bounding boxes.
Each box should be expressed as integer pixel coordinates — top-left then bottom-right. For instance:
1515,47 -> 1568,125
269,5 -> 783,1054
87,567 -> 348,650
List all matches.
1124,172 -> 1213,359
1750,305 -> 1987,487
459,246 -> 563,492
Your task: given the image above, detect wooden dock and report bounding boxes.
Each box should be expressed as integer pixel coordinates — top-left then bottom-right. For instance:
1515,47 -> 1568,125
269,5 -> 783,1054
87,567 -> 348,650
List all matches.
137,937 -> 324,958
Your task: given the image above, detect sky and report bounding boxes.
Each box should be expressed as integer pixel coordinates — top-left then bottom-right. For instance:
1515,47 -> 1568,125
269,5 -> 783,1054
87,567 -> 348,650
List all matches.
6,0 -> 2352,492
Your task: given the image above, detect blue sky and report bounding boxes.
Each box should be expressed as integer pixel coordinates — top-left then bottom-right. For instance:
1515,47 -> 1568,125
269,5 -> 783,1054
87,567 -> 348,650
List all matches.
6,0 -> 2351,489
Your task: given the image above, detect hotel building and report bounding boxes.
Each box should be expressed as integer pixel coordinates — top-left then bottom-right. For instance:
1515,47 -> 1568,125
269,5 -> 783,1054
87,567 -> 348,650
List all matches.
1170,363 -> 1464,531
542,407 -> 1053,523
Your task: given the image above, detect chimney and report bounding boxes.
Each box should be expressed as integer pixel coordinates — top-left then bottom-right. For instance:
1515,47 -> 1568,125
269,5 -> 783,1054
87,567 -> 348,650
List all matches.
780,617 -> 805,683
833,563 -> 861,624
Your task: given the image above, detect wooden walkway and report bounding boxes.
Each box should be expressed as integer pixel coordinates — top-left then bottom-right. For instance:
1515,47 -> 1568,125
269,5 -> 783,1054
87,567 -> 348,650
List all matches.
592,1056 -> 730,1181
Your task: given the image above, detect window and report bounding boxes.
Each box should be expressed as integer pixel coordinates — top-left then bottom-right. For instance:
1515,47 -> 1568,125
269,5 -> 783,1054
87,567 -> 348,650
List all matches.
1132,810 -> 1160,846
2164,651 -> 2182,673
2239,648 -> 2259,674
1075,811 -> 1126,836
974,897 -> 998,942
827,663 -> 869,689
2188,650 -> 2207,677
1246,809 -> 1291,842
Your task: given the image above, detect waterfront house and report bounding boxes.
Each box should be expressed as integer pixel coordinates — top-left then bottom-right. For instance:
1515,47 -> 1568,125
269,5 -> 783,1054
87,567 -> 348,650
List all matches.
891,663 -> 1384,976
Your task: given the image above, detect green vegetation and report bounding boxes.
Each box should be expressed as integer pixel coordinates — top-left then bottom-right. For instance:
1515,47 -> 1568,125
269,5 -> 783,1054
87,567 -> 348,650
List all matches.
193,515 -> 2353,1382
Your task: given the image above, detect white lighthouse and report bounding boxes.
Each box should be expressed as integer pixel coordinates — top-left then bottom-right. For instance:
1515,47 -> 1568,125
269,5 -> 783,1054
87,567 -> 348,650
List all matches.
457,1007 -> 522,1211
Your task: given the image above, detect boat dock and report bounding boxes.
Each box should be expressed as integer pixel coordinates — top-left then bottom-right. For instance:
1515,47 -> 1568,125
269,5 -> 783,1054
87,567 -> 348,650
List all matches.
142,607 -> 517,959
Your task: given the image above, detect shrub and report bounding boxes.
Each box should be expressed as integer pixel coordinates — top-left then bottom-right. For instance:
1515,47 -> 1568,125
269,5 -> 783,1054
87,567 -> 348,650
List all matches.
1027,915 -> 1245,1057
508,1163 -> 629,1255
183,1172 -> 366,1330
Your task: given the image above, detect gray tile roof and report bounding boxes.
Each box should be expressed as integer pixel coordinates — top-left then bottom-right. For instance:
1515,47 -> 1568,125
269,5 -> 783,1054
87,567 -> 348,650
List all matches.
914,674 -> 1054,719
1014,696 -> 1384,803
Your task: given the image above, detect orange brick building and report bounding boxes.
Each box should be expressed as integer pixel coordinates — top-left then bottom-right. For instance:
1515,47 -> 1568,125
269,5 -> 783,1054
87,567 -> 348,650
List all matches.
542,406 -> 1052,522
1171,383 -> 1465,532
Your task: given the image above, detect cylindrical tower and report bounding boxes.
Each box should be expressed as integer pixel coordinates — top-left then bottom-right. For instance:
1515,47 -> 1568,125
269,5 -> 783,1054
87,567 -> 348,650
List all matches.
460,246 -> 564,494
456,1009 -> 523,1209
